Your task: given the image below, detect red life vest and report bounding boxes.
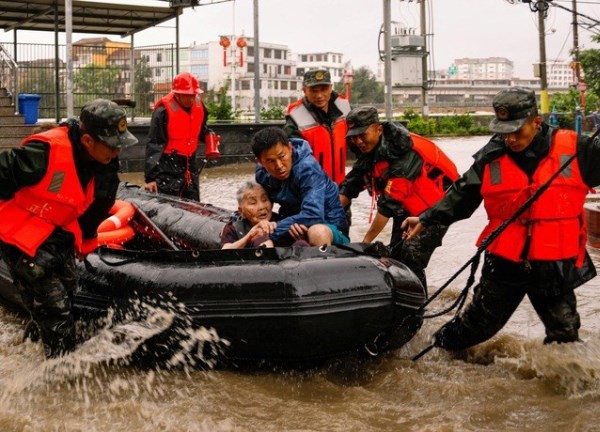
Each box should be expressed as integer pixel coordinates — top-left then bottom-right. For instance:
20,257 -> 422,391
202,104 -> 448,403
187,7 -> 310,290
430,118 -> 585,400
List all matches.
156,92 -> 205,157
477,129 -> 589,264
0,127 -> 95,257
374,133 -> 459,216
287,96 -> 350,184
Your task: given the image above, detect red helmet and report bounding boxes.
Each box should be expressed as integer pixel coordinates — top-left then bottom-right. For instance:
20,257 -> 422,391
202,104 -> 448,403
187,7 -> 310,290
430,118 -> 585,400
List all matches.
172,72 -> 203,95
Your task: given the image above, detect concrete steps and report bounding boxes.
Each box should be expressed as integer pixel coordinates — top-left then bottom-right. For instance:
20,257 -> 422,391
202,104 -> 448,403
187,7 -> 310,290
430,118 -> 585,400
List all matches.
0,89 -> 36,151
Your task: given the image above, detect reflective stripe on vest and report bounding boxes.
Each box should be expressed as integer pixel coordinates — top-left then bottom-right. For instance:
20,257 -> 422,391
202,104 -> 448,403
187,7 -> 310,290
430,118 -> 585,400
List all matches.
477,129 -> 588,263
0,127 -> 95,256
287,97 -> 350,184
157,92 -> 204,157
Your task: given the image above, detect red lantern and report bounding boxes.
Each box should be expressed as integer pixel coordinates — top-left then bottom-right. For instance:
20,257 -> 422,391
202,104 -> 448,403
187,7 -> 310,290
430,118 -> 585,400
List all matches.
219,36 -> 231,48
219,36 -> 231,66
236,37 -> 246,67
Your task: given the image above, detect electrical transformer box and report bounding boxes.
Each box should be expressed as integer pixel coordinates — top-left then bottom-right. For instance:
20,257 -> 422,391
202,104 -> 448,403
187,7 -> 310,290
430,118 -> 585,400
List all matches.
391,57 -> 423,87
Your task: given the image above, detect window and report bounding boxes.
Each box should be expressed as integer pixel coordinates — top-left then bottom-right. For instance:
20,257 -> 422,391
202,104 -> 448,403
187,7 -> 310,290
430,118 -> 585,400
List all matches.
247,46 -> 254,57
191,49 -> 208,59
281,81 -> 288,90
241,80 -> 251,90
191,65 -> 208,76
291,81 -> 297,90
284,66 -> 291,75
156,53 -> 162,62
264,48 -> 272,58
274,81 -> 278,90
247,62 -> 254,73
274,49 -> 282,59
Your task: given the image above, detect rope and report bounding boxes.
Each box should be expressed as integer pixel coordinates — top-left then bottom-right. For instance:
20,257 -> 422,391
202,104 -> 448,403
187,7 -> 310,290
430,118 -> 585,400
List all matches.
409,132 -> 597,362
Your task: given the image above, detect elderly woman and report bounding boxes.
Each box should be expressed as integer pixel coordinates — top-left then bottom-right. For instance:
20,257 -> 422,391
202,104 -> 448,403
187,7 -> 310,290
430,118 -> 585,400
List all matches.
220,181 -> 278,249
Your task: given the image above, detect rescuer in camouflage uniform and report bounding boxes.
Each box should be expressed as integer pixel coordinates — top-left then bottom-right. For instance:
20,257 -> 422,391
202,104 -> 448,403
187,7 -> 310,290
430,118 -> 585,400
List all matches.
403,87 -> 600,350
0,99 -> 137,358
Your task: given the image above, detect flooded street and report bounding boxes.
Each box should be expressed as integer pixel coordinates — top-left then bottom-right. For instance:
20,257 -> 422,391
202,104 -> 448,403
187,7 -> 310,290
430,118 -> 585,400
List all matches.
1,136 -> 600,431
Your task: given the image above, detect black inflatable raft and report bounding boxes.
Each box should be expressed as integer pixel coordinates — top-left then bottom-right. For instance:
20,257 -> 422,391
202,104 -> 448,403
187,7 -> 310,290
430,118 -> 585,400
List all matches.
0,184 -> 427,366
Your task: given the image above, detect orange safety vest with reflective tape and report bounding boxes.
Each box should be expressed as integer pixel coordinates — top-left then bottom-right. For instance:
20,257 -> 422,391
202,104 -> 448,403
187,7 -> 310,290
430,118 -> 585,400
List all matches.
156,92 -> 205,157
0,127 -> 95,257
477,129 -> 589,264
287,96 -> 350,184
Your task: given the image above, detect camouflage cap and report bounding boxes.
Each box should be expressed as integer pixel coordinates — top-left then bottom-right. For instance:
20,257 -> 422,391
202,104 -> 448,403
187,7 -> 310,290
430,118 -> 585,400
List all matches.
489,87 -> 537,134
80,99 -> 138,149
303,68 -> 332,87
346,106 -> 380,137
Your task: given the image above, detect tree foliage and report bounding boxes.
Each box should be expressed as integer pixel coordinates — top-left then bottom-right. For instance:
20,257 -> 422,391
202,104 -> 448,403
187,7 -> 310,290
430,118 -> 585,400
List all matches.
260,105 -> 285,120
73,63 -> 120,104
135,58 -> 154,116
204,84 -> 234,121
580,41 -> 600,110
334,66 -> 383,104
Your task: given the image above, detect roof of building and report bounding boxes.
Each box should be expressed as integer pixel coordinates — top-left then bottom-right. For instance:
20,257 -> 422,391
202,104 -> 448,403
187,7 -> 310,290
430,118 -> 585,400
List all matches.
0,0 -> 186,37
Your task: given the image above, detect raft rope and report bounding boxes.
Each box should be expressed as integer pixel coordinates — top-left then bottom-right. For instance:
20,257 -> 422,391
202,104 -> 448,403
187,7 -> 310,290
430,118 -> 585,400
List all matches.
410,136 -> 595,361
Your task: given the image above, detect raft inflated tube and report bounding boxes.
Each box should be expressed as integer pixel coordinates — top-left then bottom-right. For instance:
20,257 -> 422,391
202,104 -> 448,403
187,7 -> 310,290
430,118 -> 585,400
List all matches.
97,225 -> 136,246
98,200 -> 136,233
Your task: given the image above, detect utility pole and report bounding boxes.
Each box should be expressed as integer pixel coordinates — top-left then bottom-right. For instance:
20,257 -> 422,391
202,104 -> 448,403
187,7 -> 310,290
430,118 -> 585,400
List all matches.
571,0 -> 586,112
420,0 -> 428,119
513,1 -> 551,116
253,0 -> 260,122
572,0 -> 581,83
383,0 -> 392,120
537,2 -> 549,116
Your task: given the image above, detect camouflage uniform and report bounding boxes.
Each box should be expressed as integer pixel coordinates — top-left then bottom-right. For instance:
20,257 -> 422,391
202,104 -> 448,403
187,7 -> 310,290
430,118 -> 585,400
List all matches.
0,99 -> 137,357
340,107 -> 453,288
419,88 -> 600,350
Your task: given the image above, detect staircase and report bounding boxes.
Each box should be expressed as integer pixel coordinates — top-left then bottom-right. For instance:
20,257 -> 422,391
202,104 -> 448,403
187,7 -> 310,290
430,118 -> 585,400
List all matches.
0,88 -> 36,152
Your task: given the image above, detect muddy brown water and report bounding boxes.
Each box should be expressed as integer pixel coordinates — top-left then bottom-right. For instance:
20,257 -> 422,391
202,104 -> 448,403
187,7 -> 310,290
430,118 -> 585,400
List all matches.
1,136 -> 600,431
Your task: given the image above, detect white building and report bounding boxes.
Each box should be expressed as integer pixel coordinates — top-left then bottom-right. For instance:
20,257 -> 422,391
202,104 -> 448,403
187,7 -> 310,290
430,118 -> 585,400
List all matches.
452,57 -> 514,80
188,37 -> 302,111
137,44 -> 177,88
547,59 -> 575,89
296,51 -> 346,84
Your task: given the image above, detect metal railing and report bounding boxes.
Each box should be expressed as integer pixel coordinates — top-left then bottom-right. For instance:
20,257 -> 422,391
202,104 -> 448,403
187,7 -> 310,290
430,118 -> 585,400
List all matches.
0,44 -> 19,114
1,42 -> 177,121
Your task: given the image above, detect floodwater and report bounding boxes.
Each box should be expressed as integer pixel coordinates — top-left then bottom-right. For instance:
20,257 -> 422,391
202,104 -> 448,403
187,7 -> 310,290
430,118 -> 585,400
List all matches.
2,136 -> 600,431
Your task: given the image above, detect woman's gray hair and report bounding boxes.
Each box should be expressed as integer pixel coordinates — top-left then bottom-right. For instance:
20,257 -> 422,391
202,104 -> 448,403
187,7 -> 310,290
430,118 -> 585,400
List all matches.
236,180 -> 262,204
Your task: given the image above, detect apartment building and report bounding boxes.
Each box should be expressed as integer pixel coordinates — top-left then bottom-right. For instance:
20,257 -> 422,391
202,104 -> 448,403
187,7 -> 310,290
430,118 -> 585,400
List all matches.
453,57 -> 514,80
188,37 -> 302,111
296,51 -> 346,84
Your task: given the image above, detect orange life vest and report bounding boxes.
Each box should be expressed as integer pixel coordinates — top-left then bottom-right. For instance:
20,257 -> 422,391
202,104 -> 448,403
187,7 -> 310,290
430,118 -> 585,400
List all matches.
374,133 -> 459,216
156,92 -> 205,157
0,127 -> 95,257
477,129 -> 588,264
287,96 -> 350,184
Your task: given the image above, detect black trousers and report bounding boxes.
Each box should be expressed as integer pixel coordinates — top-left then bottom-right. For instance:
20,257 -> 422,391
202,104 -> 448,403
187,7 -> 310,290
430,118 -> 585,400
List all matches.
1,242 -> 77,358
390,218 -> 448,289
434,276 -> 581,351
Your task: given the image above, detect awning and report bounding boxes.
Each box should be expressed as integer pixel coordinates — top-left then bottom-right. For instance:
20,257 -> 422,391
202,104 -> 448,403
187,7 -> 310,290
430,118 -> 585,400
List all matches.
0,0 -> 182,37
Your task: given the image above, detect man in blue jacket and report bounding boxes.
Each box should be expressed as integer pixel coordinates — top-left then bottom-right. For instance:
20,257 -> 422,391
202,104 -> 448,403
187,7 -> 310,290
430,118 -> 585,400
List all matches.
252,127 -> 349,246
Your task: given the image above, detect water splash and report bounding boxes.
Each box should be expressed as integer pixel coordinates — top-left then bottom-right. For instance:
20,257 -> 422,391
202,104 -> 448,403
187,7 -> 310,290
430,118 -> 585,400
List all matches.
495,335 -> 600,398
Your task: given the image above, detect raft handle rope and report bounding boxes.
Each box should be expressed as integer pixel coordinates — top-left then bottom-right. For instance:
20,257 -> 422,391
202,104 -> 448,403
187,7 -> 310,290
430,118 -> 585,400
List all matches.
411,144 -> 586,361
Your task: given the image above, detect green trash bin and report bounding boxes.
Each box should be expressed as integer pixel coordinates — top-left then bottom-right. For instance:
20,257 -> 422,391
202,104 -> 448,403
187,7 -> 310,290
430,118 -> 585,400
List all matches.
18,94 -> 41,125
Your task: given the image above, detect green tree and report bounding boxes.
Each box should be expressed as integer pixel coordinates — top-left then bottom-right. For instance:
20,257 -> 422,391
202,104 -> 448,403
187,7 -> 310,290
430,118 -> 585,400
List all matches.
260,105 -> 285,120
205,84 -> 234,121
134,57 -> 154,116
334,66 -> 383,104
579,33 -> 600,104
73,63 -> 120,106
